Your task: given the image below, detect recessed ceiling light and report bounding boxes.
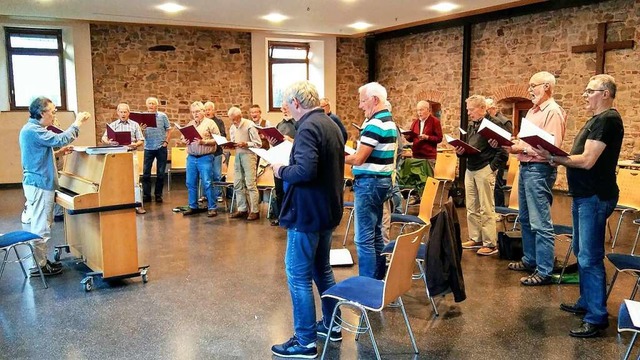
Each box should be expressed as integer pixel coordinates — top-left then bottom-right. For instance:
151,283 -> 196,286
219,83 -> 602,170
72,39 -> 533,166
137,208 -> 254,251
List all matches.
157,3 -> 186,13
348,22 -> 372,30
261,13 -> 289,23
428,2 -> 460,12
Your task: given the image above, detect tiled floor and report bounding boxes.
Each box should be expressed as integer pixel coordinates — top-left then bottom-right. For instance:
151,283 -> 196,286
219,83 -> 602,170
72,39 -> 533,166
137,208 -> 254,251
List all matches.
0,184 -> 637,359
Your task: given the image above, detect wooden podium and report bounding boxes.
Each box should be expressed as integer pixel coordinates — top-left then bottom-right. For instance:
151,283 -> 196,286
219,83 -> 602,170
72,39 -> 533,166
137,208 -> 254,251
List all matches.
55,150 -> 147,291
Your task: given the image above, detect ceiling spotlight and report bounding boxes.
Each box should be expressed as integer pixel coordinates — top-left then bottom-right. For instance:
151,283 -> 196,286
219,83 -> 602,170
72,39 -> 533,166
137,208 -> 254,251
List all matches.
262,13 -> 289,23
157,3 -> 186,13
428,2 -> 460,12
348,22 -> 372,30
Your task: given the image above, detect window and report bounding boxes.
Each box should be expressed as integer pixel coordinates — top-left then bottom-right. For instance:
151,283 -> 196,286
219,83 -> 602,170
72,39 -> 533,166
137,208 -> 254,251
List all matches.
5,27 -> 67,110
268,41 -> 309,111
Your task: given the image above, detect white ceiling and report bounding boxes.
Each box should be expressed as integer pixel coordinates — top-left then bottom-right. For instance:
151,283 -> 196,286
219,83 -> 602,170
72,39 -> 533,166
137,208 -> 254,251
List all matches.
2,0 -> 528,36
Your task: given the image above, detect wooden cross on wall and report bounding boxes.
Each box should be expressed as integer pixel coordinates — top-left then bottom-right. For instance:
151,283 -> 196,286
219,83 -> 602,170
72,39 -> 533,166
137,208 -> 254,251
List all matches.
571,22 -> 634,74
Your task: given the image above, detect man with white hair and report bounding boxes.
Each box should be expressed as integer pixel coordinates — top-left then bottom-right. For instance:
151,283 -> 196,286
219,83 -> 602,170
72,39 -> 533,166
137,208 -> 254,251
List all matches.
502,71 -> 567,285
346,82 -> 397,280
269,80 -> 344,358
228,107 -> 262,220
404,100 -> 443,169
485,98 -> 513,207
204,101 -> 227,203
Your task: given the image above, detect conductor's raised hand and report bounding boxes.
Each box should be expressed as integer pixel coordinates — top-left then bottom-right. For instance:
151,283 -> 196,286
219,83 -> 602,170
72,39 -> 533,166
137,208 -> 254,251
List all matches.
73,112 -> 91,127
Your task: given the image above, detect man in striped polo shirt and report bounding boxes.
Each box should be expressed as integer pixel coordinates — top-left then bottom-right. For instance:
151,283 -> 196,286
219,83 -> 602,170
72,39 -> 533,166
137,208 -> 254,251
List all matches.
345,82 -> 397,280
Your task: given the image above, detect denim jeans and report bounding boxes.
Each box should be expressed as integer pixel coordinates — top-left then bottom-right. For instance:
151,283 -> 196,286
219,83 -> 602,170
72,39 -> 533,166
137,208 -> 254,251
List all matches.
142,147 -> 168,198
186,154 -> 216,210
212,154 -> 223,199
353,176 -> 392,279
572,195 -> 617,325
518,163 -> 557,277
285,228 -> 340,346
390,182 -> 403,214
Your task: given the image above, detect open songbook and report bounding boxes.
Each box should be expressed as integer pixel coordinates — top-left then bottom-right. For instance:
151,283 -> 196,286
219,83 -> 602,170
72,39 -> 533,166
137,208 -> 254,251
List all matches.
399,127 -> 418,137
518,118 -> 568,156
351,122 -> 362,132
129,112 -> 157,128
174,122 -> 202,142
478,118 -> 514,146
344,144 -> 356,155
254,125 -> 285,145
212,134 -> 236,148
106,124 -> 132,145
445,134 -> 480,155
47,125 -> 63,134
625,300 -> 640,328
249,140 -> 293,165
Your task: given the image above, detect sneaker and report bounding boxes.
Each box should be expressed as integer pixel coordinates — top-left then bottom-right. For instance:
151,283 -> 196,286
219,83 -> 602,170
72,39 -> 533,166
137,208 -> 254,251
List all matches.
30,263 -> 62,276
316,320 -> 342,342
461,240 -> 482,249
271,336 -> 317,359
207,209 -> 218,217
477,246 -> 498,256
47,259 -> 63,269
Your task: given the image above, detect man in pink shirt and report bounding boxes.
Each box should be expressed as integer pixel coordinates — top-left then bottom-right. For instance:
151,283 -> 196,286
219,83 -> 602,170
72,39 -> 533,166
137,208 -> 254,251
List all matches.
502,71 -> 567,285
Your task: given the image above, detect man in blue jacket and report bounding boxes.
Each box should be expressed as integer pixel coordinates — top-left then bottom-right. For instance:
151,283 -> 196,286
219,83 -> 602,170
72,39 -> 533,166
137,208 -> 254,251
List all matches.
270,80 -> 345,359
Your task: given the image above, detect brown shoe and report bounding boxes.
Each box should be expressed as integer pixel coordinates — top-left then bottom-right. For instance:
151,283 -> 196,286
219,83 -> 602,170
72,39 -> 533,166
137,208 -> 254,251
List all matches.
247,212 -> 259,221
230,211 -> 249,219
183,208 -> 197,216
136,207 -> 147,214
207,209 -> 218,217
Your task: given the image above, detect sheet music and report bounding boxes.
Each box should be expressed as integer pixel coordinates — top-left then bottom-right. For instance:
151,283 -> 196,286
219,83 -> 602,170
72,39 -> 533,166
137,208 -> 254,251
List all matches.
249,140 -> 293,165
519,118 -> 555,144
625,300 -> 640,328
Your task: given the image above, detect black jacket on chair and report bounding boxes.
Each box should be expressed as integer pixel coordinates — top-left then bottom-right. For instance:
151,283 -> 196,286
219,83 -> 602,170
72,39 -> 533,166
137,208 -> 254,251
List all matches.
424,199 -> 466,302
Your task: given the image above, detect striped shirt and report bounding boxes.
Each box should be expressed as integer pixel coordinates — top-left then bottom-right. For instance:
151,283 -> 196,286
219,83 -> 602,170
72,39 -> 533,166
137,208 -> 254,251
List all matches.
103,119 -> 144,143
144,111 -> 171,150
185,117 -> 220,156
353,109 -> 397,176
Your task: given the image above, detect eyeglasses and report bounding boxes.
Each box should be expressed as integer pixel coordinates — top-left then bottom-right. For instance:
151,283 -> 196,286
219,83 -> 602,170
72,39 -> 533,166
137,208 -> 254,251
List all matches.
528,83 -> 546,90
583,89 -> 606,95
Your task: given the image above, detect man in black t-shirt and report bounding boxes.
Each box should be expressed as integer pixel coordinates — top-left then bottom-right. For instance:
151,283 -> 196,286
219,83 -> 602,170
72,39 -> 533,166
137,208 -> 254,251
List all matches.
533,74 -> 623,338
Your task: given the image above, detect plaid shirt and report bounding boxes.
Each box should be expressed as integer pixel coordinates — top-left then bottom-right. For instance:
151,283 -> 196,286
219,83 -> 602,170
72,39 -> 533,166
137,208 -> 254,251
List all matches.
103,119 -> 144,143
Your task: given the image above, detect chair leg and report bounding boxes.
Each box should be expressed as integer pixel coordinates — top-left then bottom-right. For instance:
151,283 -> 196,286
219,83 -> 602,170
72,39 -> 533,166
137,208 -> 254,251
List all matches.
398,297 -> 419,354
557,239 -> 573,284
633,226 -> 640,254
362,310 -> 381,360
27,243 -> 47,289
266,189 -> 273,219
623,332 -> 638,360
0,249 -> 10,282
631,278 -> 640,300
416,260 -> 439,316
606,270 -> 619,301
13,246 -> 28,278
321,303 -> 342,360
612,210 -> 631,249
342,209 -> 354,247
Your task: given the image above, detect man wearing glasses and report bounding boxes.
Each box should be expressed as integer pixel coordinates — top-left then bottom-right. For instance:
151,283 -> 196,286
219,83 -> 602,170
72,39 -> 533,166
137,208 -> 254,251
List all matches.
502,71 -> 567,285
535,74 -> 623,337
19,97 -> 91,276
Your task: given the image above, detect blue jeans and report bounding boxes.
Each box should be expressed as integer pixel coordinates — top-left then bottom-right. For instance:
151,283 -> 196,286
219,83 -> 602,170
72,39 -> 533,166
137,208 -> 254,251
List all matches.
285,229 -> 340,346
186,154 -> 216,210
353,176 -> 392,279
142,147 -> 168,198
390,182 -> 403,214
212,154 -> 223,199
572,195 -> 617,325
518,163 -> 556,277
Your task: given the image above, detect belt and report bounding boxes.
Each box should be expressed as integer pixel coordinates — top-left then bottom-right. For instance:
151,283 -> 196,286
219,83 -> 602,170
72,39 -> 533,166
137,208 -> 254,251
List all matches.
520,161 -> 551,167
188,153 -> 214,158
354,174 -> 391,179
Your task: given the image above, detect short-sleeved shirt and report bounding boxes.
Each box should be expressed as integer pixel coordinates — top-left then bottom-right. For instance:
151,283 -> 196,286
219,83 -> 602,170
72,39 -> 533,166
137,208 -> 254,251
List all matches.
566,109 -> 624,200
353,109 -> 397,177
144,111 -> 171,150
104,119 -> 145,143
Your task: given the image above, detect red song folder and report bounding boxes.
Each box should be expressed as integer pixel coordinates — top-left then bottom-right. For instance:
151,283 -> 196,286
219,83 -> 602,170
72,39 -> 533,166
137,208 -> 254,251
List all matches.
129,112 -> 157,128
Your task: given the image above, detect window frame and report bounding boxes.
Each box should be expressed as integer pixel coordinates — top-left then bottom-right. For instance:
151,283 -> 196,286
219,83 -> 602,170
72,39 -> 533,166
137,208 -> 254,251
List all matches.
5,27 -> 67,110
268,41 -> 309,112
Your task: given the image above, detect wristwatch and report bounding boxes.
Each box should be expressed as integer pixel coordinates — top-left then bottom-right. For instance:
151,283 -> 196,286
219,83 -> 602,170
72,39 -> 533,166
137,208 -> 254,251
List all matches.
522,148 -> 528,155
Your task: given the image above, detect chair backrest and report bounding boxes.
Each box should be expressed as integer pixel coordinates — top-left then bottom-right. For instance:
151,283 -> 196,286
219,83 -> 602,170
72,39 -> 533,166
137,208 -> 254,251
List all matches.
418,177 -> 440,222
257,164 -> 275,188
171,147 -> 187,169
344,164 -> 354,181
135,151 -> 157,175
225,155 -> 236,183
433,152 -> 457,181
508,169 -> 520,211
505,155 -> 520,188
382,224 -> 430,307
618,168 -> 640,209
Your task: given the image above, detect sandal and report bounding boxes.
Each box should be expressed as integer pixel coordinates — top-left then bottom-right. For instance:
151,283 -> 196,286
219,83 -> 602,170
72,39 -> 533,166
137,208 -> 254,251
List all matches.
508,261 -> 532,272
520,272 -> 553,286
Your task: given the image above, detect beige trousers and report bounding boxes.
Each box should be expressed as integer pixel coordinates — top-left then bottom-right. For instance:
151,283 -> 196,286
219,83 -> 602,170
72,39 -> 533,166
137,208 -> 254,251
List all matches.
464,164 -> 497,247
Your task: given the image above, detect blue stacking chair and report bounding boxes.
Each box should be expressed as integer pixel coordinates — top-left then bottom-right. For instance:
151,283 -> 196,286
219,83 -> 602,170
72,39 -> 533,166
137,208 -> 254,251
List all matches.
495,161 -> 520,231
554,224 -> 574,284
320,225 -> 429,360
618,301 -> 640,360
0,231 -> 48,288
